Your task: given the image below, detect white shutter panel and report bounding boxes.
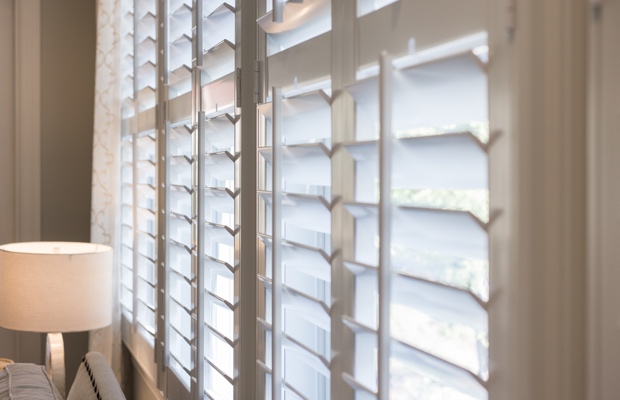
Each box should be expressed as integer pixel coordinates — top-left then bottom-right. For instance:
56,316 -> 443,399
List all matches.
118,0 -> 493,398
134,131 -> 158,343
120,0 -> 159,360
166,110 -> 194,383
120,0 -> 135,321
341,2 -> 489,398
200,1 -> 239,399
258,91 -> 334,400
120,0 -> 136,318
164,0 -> 194,389
257,2 -> 333,398
133,0 -> 159,350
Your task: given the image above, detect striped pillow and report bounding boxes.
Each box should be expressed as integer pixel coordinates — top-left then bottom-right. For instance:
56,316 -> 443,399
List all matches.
0,364 -> 62,400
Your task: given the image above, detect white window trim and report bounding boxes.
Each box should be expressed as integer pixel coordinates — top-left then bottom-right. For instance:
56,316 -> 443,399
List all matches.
488,0 -> 588,399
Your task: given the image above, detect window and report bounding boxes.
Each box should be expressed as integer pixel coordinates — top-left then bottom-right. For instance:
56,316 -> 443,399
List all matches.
120,1 -> 489,399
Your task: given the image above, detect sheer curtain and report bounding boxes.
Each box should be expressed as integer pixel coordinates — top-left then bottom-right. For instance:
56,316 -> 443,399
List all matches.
89,0 -> 132,394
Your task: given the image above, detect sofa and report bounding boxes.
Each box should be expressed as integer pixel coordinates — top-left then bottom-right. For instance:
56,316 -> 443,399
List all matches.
0,352 -> 125,399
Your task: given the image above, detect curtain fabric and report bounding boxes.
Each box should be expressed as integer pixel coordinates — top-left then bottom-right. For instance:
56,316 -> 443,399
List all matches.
89,0 -> 132,395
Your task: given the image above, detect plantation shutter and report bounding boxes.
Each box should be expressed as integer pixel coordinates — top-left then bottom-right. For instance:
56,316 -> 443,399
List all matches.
199,0 -> 239,399
164,0 -> 194,391
119,0 -> 135,322
160,0 -> 241,398
120,0 -> 159,377
118,0 -> 490,399
256,1 -> 334,399
256,1 -> 489,399
341,2 -> 489,399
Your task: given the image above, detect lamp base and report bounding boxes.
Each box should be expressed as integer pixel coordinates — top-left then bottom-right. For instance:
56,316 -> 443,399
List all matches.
45,332 -> 65,398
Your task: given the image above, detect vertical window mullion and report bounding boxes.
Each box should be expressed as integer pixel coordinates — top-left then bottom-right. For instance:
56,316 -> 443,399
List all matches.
234,1 -> 260,397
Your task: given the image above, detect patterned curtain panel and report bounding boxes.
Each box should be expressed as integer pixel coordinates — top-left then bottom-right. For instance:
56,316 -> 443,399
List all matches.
89,0 -> 132,395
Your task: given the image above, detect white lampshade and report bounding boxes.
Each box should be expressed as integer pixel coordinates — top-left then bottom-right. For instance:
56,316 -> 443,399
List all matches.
0,242 -> 113,333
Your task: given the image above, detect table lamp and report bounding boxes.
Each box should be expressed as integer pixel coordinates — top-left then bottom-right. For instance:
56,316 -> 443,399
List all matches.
0,242 -> 113,398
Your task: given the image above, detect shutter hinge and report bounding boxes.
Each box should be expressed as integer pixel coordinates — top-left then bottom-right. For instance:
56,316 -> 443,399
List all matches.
159,84 -> 169,129
235,67 -> 242,107
254,60 -> 263,104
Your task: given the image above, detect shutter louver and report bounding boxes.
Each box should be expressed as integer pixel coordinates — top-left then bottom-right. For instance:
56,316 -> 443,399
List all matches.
257,0 -> 331,56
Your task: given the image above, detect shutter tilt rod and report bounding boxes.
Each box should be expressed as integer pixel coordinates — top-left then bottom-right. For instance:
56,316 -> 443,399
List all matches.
271,86 -> 284,400
378,51 -> 393,400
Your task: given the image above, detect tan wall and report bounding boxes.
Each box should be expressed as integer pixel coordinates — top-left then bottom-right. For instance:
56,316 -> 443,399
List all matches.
40,0 -> 95,242
0,1 -> 15,246
40,0 -> 96,391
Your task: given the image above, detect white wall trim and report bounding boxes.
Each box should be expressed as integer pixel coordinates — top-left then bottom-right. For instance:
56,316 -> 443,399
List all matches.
14,0 -> 41,242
